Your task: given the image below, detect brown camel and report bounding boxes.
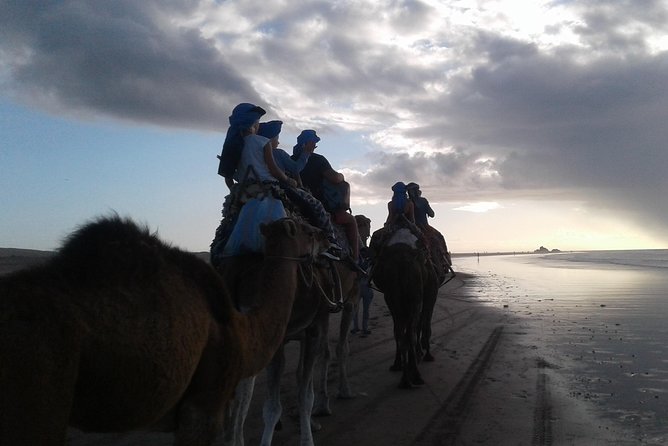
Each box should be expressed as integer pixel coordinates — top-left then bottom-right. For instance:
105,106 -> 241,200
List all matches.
370,226 -> 438,388
312,219 -> 364,415
218,248 -> 332,446
220,220 -> 360,445
0,216 -> 327,446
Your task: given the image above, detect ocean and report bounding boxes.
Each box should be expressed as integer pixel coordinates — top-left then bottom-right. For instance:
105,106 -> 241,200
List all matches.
453,250 -> 668,445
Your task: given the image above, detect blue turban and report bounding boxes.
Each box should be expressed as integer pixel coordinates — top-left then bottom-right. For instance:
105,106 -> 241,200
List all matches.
228,103 -> 266,128
218,103 -> 267,178
391,182 -> 407,214
257,120 -> 283,139
292,129 -> 321,158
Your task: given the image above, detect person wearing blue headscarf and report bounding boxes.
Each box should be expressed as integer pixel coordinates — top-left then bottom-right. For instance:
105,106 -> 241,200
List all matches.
294,130 -> 361,263
257,121 -> 312,184
385,182 -> 415,225
217,103 -> 295,189
256,120 -> 341,252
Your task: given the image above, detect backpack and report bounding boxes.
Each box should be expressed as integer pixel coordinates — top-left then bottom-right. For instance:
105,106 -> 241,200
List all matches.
320,179 -> 350,212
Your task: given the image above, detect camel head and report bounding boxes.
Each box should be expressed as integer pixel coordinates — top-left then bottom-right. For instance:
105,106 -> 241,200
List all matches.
260,218 -> 327,261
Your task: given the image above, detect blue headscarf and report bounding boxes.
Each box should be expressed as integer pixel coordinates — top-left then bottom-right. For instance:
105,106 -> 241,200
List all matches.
217,103 -> 266,178
391,182 -> 407,213
292,129 -> 320,158
257,120 -> 283,139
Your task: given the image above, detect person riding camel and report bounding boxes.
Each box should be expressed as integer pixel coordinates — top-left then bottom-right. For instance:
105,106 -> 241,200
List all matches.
406,182 -> 434,230
406,182 -> 452,275
295,130 -> 361,265
212,104 -> 338,264
385,182 -> 415,226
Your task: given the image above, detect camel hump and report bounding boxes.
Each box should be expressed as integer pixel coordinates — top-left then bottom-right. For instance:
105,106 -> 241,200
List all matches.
55,215 -> 235,323
56,216 -> 166,279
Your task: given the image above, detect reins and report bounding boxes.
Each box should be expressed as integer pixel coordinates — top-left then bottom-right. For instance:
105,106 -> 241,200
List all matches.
264,253 -> 344,312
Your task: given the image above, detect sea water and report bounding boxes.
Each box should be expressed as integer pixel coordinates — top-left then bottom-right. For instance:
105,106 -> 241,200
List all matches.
454,250 -> 668,444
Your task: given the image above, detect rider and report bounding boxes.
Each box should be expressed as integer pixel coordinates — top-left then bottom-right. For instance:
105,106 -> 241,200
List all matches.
385,182 -> 415,226
406,182 -> 452,271
295,130 -> 360,264
406,182 -> 434,229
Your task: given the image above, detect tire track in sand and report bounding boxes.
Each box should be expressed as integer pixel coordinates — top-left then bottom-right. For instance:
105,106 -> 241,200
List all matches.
412,326 -> 504,445
532,359 -> 553,446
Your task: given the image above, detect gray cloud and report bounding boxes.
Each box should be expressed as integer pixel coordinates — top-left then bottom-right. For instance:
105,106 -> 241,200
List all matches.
0,0 -> 262,129
2,0 -> 668,240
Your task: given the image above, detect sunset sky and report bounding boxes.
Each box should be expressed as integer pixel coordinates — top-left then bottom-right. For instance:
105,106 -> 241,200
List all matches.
2,0 -> 668,253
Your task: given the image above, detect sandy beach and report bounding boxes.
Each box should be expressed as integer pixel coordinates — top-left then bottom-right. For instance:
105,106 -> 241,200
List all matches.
1,249 -> 659,445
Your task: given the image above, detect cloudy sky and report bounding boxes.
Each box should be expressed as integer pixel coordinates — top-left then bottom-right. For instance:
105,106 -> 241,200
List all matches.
2,0 -> 668,253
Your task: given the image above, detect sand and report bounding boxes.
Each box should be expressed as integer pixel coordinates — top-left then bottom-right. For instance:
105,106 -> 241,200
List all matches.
1,249 -> 642,445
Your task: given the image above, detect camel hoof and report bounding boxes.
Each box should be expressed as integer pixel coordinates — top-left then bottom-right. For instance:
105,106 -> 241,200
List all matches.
423,352 -> 435,362
312,406 -> 332,417
398,380 -> 413,389
310,417 -> 322,431
389,364 -> 402,372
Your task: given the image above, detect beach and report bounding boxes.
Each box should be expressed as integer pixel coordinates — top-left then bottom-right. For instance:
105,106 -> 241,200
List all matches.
2,249 -> 665,444
454,251 -> 668,445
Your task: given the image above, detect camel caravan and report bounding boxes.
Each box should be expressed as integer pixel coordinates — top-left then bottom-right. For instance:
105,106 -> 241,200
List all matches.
0,103 -> 454,446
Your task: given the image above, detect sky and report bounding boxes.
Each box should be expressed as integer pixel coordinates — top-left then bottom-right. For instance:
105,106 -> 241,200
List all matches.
2,0 -> 668,254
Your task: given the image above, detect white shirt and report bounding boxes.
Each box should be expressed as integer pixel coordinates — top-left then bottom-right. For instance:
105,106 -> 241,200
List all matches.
234,134 -> 275,182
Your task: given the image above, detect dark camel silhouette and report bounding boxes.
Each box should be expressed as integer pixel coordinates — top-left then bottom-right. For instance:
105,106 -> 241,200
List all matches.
0,216 -> 327,445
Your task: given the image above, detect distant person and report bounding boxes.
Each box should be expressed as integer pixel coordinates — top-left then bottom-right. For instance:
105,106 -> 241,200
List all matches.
295,131 -> 360,263
406,182 -> 434,229
352,215 -> 373,335
406,182 -> 452,276
385,182 -> 415,226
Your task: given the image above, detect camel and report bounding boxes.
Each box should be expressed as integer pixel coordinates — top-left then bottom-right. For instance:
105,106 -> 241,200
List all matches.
312,221 -> 364,416
220,220 -> 360,446
369,226 -> 438,388
0,215 -> 328,446
218,251 -> 332,446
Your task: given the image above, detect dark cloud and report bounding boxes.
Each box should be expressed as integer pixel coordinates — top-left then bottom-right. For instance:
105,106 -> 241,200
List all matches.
2,0 -> 668,240
0,0 -> 262,129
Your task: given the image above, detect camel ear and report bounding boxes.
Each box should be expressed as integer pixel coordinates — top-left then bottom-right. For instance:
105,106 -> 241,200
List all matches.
281,218 -> 298,237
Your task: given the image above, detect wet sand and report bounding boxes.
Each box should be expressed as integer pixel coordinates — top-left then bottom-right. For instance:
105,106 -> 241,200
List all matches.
1,249 -> 648,444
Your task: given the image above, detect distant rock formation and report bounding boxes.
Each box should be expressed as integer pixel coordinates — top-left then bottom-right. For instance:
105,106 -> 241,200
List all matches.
534,246 -> 561,253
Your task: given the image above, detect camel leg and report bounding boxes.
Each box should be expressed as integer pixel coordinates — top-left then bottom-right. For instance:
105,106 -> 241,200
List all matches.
420,290 -> 437,363
407,327 -> 425,387
296,328 -> 321,446
222,376 -> 256,446
313,315 -> 333,416
405,303 -> 425,387
176,400 -> 221,446
0,328 -> 79,446
261,346 -> 286,446
335,300 -> 355,399
389,309 -> 403,372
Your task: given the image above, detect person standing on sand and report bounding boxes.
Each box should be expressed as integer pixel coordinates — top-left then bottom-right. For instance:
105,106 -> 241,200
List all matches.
352,215 -> 373,335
